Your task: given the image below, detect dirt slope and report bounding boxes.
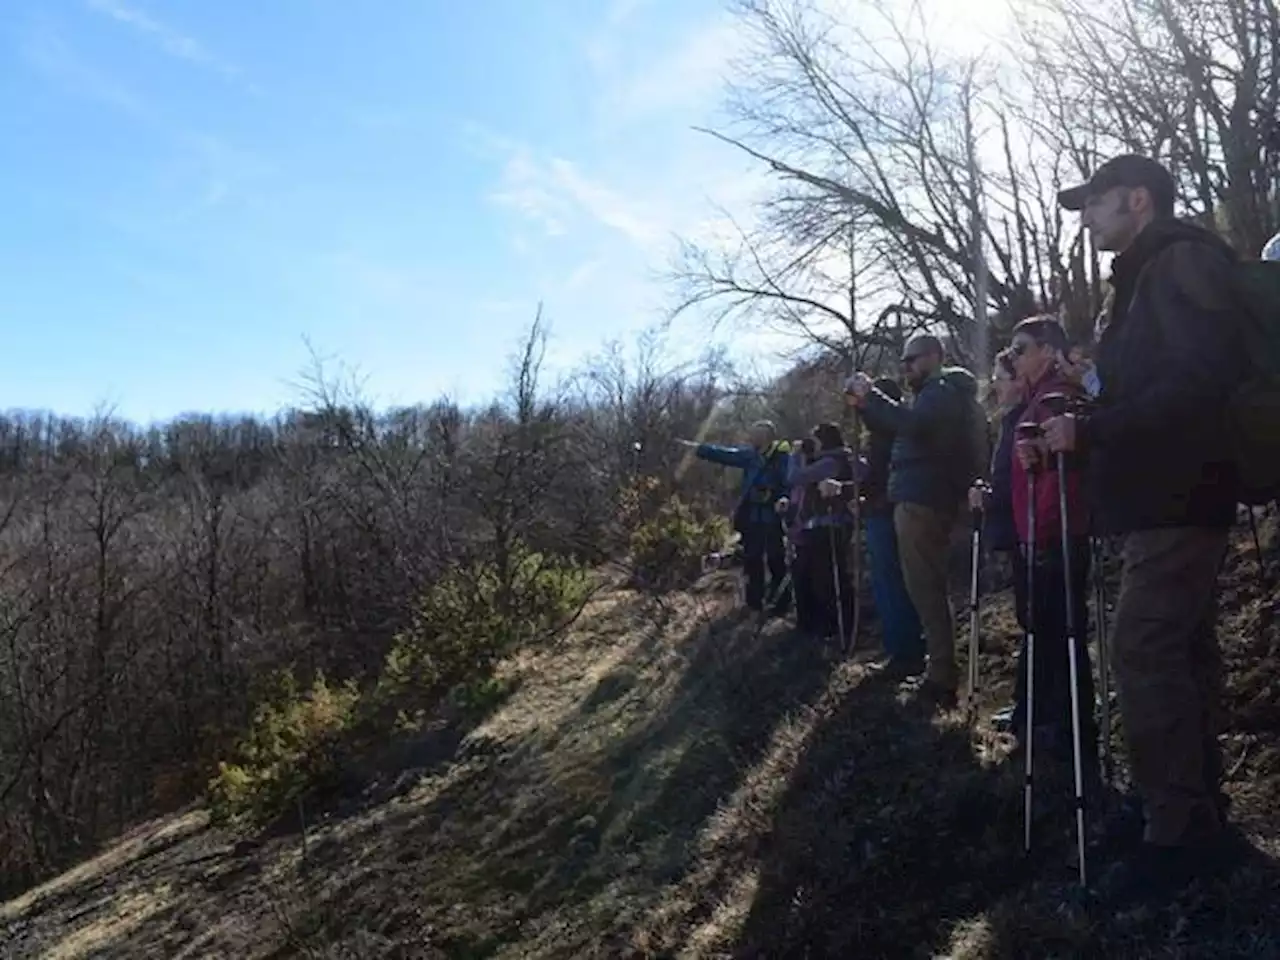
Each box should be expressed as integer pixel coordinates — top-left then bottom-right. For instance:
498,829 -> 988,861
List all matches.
2,526 -> 1278,959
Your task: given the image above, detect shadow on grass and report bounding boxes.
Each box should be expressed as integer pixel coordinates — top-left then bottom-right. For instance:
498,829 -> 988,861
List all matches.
957,836 -> 1280,960
241,588 -> 843,957
722,668 -> 1019,959
18,563 -> 1279,960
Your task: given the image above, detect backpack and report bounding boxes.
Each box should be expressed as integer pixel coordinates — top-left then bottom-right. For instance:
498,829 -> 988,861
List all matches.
956,392 -> 992,493
1227,260 -> 1280,504
937,373 -> 991,496
732,442 -> 789,531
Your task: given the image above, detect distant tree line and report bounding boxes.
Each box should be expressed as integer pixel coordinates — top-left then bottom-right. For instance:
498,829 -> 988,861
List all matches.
0,319 -> 852,896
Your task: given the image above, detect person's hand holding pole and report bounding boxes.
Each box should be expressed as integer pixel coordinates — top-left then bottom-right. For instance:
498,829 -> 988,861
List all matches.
842,372 -> 873,406
1042,415 -> 1077,454
968,480 -> 990,512
1015,435 -> 1045,471
817,478 -> 844,499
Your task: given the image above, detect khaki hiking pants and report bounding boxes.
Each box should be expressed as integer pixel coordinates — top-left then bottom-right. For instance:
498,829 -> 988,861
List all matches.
894,502 -> 958,690
1112,527 -> 1229,846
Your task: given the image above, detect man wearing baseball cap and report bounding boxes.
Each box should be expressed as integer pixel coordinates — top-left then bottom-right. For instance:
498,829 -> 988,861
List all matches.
1043,154 -> 1246,903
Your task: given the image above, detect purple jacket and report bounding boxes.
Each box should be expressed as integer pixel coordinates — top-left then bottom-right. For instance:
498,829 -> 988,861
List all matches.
784,447 -> 861,540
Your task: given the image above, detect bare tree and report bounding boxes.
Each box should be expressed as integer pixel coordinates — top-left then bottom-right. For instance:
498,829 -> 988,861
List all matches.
672,0 -> 1107,363
1018,0 -> 1280,255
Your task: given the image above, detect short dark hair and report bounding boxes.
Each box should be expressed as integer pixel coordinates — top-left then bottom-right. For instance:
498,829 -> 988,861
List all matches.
904,334 -> 944,361
1012,316 -> 1069,355
813,422 -> 845,451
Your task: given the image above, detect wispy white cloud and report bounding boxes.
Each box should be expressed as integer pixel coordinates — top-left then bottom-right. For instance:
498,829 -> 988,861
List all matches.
85,0 -> 252,88
489,147 -> 571,238
21,24 -> 151,118
475,5 -> 798,379
486,134 -> 765,258
563,258 -> 603,293
546,158 -> 663,247
169,133 -> 273,222
490,144 -> 671,249
600,13 -> 747,122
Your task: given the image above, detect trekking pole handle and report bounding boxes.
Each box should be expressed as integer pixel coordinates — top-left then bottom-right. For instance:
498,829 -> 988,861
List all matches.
970,479 -> 990,528
1015,421 -> 1044,440
1040,392 -> 1093,417
1039,392 -> 1070,417
1015,420 -> 1045,474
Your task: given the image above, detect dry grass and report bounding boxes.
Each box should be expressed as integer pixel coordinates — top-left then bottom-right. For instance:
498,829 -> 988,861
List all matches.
2,524 -> 1278,959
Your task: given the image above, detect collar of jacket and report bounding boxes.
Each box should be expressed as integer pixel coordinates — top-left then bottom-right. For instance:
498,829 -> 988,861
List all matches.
911,370 -> 942,395
1027,365 -> 1070,399
1110,216 -> 1234,286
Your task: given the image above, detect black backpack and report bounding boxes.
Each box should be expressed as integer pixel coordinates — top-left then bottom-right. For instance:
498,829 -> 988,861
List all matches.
938,376 -> 991,495
1227,260 -> 1280,504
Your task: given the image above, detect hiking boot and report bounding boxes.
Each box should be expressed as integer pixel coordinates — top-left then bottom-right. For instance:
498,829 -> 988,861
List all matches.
990,704 -> 1016,733
849,641 -> 886,665
1089,792 -> 1145,859
919,680 -> 958,711
1089,791 -> 1235,865
882,656 -> 926,681
1091,833 -> 1242,908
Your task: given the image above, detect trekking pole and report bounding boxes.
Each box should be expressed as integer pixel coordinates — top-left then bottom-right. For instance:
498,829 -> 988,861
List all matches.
1247,507 -> 1270,588
1041,392 -> 1089,887
848,407 -> 864,649
966,486 -> 987,716
1016,420 -> 1042,857
1090,535 -> 1113,787
829,521 -> 849,655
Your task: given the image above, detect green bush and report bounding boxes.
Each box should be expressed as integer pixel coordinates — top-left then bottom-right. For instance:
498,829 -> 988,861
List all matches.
207,542 -> 589,827
207,670 -> 360,827
378,541 -> 592,706
627,494 -> 730,591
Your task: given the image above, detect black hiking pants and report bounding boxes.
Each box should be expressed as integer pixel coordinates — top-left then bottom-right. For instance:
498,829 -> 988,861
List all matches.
1012,537 -> 1098,768
794,524 -> 854,641
742,520 -> 789,613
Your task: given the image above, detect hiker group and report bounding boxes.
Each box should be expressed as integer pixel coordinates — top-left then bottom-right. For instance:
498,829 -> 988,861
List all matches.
677,154 -> 1280,905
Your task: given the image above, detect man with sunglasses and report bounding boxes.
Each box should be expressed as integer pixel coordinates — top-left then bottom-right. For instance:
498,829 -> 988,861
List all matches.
1043,154 -> 1246,903
845,335 -> 982,709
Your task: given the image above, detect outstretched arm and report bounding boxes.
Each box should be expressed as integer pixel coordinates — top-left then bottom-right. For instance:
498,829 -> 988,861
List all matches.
692,443 -> 753,469
860,382 -> 957,441
789,455 -> 844,487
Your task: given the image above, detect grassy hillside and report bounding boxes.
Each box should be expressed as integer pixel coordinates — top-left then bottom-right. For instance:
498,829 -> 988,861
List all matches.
2,524 -> 1278,959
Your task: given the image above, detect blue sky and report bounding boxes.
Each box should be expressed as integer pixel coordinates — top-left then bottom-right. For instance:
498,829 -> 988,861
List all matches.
1,0 -> 780,424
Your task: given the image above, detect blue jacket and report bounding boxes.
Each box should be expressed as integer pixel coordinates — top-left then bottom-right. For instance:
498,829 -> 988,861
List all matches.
696,440 -> 792,528
859,366 -> 979,513
984,403 -> 1024,552
701,442 -> 788,529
